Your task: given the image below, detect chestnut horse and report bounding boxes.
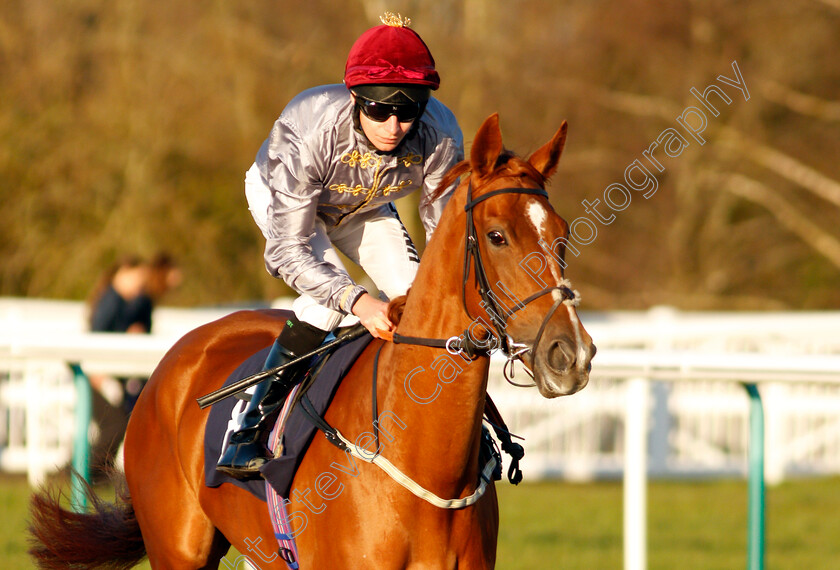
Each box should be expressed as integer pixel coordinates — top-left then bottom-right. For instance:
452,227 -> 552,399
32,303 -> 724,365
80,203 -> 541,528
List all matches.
29,113 -> 595,569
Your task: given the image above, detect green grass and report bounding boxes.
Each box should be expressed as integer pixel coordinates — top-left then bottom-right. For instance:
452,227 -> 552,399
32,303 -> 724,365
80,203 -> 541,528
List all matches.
7,474 -> 840,569
1,475 -> 32,565
496,480 -> 623,569
496,478 -> 840,570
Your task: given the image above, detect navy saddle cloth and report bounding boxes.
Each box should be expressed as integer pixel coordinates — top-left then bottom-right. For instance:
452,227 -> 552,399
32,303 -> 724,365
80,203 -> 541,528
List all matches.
204,333 -> 374,502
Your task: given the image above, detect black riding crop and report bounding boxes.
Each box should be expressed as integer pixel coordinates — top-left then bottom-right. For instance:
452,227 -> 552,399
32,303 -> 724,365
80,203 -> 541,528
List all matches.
195,325 -> 369,409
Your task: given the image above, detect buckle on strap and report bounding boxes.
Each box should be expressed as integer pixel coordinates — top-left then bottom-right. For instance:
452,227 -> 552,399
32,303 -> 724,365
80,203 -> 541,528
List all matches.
445,333 -> 489,360
502,335 -> 537,388
445,336 -> 463,355
505,335 -> 531,360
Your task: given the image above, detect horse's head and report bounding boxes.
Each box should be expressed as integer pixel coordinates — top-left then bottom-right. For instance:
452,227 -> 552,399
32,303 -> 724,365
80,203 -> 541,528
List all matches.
456,113 -> 595,397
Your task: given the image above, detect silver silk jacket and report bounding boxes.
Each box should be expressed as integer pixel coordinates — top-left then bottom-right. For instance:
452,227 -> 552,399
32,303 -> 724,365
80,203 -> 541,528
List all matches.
255,84 -> 464,314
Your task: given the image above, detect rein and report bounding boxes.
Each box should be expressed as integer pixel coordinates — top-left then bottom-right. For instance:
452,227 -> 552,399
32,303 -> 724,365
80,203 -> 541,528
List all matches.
300,386 -> 498,509
298,342 -> 510,510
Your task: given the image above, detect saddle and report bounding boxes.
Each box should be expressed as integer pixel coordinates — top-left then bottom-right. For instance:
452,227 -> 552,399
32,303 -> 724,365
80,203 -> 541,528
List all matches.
203,329 -> 374,500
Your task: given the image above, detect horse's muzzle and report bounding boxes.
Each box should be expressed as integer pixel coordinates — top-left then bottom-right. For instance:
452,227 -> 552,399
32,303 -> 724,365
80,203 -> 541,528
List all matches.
533,334 -> 596,398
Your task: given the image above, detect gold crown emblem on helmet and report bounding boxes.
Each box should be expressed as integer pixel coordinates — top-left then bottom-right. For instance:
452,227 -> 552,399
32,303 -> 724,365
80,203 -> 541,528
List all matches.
380,12 -> 411,28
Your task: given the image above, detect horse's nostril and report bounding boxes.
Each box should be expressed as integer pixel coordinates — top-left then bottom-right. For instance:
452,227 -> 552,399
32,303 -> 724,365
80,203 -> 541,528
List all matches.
547,340 -> 575,372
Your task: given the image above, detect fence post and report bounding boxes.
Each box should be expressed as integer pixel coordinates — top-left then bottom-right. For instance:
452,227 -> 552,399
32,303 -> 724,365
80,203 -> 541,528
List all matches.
68,363 -> 92,512
624,376 -> 649,570
743,383 -> 765,570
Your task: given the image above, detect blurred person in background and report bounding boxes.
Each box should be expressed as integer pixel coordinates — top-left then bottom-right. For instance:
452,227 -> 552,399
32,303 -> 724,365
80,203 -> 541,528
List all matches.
122,252 -> 183,411
85,255 -> 150,476
88,255 -> 150,335
217,13 -> 464,478
85,253 -> 182,475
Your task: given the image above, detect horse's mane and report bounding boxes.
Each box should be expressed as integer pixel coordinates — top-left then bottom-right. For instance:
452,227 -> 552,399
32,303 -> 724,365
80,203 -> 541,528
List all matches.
421,150 -> 546,207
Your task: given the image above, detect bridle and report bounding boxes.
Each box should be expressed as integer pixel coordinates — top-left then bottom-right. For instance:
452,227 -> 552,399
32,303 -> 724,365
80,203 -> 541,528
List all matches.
390,179 -> 581,384
298,178 -> 585,508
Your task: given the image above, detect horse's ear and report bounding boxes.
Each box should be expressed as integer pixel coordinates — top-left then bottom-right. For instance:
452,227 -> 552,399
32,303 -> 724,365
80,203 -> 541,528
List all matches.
471,113 -> 505,178
528,120 -> 568,180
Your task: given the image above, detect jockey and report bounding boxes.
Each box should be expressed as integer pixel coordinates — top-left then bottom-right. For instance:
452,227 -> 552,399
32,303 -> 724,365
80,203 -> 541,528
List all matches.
217,13 -> 464,479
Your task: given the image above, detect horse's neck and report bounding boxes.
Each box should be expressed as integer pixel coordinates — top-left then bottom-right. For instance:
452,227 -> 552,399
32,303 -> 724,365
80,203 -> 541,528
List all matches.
380,197 -> 491,492
398,187 -> 472,338
398,194 -> 480,372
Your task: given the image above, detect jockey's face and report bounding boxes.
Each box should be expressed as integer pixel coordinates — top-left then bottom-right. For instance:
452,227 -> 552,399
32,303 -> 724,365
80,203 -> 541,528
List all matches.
352,94 -> 415,152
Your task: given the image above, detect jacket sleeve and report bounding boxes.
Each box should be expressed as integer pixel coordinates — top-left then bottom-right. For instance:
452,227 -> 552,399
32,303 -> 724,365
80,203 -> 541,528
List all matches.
262,117 -> 364,313
418,117 -> 465,243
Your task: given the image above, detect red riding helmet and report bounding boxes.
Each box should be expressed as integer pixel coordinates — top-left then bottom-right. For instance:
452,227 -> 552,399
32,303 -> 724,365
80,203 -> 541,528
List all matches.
344,13 -> 440,91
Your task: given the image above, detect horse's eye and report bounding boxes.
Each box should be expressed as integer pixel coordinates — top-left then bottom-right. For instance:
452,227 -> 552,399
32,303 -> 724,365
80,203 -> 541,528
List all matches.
487,230 -> 507,247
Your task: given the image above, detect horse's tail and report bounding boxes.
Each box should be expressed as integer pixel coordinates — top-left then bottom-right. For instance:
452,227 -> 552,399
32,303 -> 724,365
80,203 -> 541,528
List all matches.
28,473 -> 147,569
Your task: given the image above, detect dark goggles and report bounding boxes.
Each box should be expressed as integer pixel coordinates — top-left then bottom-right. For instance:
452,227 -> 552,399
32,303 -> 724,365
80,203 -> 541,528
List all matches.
357,98 -> 422,123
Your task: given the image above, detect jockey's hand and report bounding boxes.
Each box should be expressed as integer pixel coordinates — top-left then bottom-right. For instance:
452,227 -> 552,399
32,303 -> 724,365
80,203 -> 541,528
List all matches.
351,293 -> 394,339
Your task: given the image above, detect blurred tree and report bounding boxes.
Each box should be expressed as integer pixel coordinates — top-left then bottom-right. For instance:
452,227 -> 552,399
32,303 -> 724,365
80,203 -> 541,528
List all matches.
0,0 -> 838,310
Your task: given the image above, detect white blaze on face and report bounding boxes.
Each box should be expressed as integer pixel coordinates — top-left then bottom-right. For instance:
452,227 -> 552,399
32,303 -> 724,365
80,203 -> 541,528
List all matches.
565,302 -> 587,368
528,200 -> 587,368
527,201 -> 565,288
526,201 -> 547,236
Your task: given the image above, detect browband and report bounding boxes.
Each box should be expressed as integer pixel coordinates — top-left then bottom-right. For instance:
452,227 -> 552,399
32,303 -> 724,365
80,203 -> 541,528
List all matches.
464,187 -> 549,211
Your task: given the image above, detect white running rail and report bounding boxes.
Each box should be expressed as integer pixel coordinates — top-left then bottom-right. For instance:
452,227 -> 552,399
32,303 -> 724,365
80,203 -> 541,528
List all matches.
3,298 -> 840,491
